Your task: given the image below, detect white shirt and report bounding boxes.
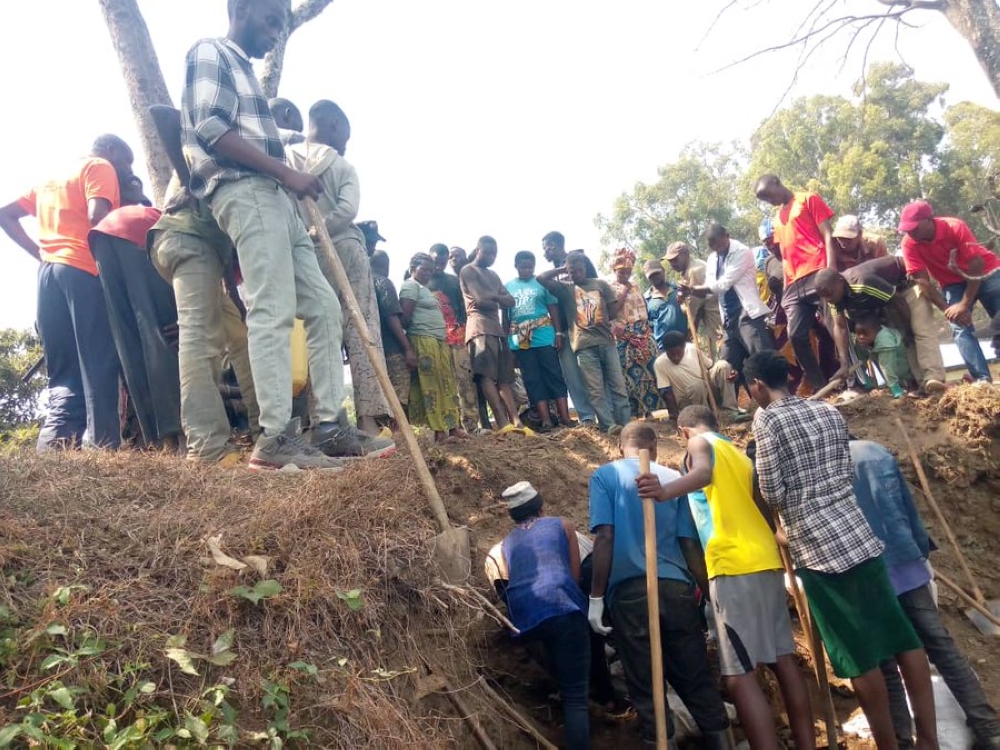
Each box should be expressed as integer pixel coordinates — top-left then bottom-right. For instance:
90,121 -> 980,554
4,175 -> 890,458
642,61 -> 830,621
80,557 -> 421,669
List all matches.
704,239 -> 769,321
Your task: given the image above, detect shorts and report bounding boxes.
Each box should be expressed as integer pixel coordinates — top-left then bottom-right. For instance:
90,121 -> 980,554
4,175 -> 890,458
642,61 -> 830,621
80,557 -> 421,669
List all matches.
799,556 -> 922,679
515,345 -> 567,403
710,569 -> 795,676
384,350 -> 411,407
469,335 -> 515,385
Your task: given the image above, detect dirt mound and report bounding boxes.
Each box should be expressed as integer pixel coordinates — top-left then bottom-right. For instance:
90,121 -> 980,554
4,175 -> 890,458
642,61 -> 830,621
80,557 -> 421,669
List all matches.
1,386 -> 997,749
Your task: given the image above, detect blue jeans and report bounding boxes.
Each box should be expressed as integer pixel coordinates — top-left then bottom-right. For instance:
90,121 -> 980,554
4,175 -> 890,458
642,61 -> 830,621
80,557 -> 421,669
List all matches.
576,342 -> 631,429
881,583 -> 1000,745
36,262 -> 121,451
558,340 -> 595,422
943,272 -> 1000,382
531,612 -> 591,750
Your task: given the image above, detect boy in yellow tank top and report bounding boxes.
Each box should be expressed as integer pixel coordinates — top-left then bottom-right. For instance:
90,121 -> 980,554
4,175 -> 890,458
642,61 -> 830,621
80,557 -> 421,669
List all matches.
637,405 -> 816,750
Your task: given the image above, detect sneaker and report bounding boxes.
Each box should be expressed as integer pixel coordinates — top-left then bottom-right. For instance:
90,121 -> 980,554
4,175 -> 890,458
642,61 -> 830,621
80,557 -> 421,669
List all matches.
249,418 -> 347,472
311,409 -> 396,459
924,379 -> 946,394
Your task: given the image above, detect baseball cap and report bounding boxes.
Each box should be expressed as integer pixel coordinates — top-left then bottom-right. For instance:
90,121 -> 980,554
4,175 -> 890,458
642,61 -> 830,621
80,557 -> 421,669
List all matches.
897,201 -> 933,233
833,215 -> 861,239
357,220 -> 386,242
663,241 -> 691,261
501,481 -> 538,509
642,258 -> 665,276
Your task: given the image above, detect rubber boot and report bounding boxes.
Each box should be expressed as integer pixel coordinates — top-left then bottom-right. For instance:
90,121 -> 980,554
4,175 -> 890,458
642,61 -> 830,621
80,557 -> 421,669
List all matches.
702,728 -> 736,750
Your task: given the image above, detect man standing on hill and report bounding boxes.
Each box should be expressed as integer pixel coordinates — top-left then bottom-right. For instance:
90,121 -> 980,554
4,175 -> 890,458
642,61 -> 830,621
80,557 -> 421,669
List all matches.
0,134 -> 134,451
754,175 -> 837,391
181,0 -> 346,471
588,423 -> 731,749
664,241 -> 721,357
898,200 -> 1000,384
460,236 -> 520,429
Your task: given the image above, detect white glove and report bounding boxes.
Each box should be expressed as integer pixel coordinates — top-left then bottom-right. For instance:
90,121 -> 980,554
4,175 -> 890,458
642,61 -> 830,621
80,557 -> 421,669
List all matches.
588,596 -> 612,636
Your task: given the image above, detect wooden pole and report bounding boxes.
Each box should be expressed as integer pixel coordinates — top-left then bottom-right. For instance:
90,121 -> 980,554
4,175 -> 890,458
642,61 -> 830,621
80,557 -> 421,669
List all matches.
479,678 -> 559,750
302,198 -> 452,533
639,449 -> 669,750
894,417 -> 984,602
935,571 -> 1000,630
778,543 -> 838,747
683,304 -> 722,425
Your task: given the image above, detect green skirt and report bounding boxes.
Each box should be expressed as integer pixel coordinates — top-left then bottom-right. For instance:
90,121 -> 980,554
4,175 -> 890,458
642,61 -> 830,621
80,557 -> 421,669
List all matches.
799,556 -> 922,678
407,335 -> 460,432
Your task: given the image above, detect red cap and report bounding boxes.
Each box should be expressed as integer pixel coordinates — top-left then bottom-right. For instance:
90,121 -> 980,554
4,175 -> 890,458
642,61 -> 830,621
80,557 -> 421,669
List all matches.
898,201 -> 933,232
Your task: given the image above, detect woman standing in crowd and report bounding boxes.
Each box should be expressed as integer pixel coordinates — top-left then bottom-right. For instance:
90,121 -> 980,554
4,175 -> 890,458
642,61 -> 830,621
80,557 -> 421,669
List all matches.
610,247 -> 661,418
399,253 -> 466,442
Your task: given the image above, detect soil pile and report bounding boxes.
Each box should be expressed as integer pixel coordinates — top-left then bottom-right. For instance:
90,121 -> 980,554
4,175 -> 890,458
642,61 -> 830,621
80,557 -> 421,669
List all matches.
0,384 -> 997,748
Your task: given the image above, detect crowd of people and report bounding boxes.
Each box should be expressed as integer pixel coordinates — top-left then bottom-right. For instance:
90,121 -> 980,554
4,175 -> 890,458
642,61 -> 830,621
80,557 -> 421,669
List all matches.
2,0 -> 997,468
488,380 -> 1000,750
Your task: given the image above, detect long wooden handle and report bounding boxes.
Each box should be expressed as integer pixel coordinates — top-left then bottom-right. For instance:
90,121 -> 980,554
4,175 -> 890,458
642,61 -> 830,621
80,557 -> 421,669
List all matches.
778,544 -> 838,746
894,417 -> 984,603
639,449 -> 669,750
302,198 -> 452,533
683,303 -> 721,424
934,571 -> 1000,629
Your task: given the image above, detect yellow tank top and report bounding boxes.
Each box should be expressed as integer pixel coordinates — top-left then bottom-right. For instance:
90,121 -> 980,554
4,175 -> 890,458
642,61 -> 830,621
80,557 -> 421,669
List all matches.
686,432 -> 782,578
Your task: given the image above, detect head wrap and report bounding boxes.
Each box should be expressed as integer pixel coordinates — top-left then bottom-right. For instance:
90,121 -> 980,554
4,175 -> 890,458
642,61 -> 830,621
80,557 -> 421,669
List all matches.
611,246 -> 637,271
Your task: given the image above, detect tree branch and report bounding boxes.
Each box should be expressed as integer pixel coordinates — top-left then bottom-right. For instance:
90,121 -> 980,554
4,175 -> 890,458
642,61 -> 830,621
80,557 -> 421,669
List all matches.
259,0 -> 336,99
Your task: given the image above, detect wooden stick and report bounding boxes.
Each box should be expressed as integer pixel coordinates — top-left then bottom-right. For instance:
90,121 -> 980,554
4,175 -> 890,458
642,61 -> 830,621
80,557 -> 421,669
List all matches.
479,678 -> 558,750
438,581 -> 521,635
808,363 -> 862,402
778,544 -> 838,747
447,685 -> 499,750
302,198 -> 452,534
639,449 -> 669,750
894,417 -> 984,603
934,571 -> 1000,630
683,303 -> 722,425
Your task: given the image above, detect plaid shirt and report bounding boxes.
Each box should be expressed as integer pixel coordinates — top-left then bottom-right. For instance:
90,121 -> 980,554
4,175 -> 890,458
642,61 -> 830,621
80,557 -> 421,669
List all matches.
181,38 -> 285,199
753,396 -> 883,573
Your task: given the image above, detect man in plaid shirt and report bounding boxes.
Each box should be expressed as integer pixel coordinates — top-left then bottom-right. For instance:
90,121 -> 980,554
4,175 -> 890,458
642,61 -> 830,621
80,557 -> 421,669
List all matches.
746,350 -> 939,750
180,0 -> 372,471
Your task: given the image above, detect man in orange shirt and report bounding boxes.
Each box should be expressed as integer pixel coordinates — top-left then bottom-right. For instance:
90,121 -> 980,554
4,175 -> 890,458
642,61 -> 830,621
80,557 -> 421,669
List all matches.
755,174 -> 837,391
0,135 -> 134,451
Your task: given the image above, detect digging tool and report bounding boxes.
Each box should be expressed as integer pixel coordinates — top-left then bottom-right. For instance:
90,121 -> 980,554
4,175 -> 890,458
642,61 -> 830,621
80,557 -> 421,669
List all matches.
302,197 -> 471,584
639,448 -> 669,750
894,417 -> 1000,637
777,536 -> 839,747
682,304 -> 722,426
807,362 -> 863,402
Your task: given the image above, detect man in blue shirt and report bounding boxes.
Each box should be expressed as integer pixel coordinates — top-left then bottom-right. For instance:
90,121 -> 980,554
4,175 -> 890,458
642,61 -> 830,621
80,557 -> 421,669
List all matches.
851,440 -> 1000,750
588,422 -> 729,749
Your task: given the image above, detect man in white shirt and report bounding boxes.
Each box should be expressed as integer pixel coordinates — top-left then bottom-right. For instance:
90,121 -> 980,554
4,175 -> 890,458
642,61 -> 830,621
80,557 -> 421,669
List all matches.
654,331 -> 738,420
682,226 -> 776,381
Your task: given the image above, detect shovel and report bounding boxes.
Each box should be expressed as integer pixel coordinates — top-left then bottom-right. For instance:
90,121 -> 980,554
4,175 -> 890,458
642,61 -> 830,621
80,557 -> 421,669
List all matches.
894,418 -> 1000,636
302,197 -> 471,584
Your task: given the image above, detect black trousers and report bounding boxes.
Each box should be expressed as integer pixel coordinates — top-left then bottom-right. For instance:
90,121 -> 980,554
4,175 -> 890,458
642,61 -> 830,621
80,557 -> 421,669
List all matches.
609,576 -> 728,742
781,273 -> 827,390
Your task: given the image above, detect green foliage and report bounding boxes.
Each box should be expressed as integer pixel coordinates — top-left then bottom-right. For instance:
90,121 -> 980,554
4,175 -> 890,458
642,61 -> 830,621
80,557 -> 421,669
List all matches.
0,327 -> 44,434
335,588 -> 365,612
229,579 -> 283,605
600,63 -> 1000,257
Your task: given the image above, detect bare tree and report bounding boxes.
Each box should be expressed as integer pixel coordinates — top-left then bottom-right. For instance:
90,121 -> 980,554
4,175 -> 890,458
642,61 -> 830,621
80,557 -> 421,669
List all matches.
260,0 -> 337,99
98,0 -> 175,205
713,0 -> 999,101
98,0 -> 338,203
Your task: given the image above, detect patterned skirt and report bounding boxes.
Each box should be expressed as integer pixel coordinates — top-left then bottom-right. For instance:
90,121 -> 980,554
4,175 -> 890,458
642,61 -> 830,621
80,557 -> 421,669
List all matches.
407,334 -> 460,432
616,320 -> 662,418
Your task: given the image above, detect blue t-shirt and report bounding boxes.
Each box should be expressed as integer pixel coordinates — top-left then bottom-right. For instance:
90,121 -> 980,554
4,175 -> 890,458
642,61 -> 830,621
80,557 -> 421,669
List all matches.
505,277 -> 557,349
589,458 -> 698,599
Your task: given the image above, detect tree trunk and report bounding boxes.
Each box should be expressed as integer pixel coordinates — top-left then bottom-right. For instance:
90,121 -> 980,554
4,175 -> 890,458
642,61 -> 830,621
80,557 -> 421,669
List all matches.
260,0 -> 336,98
97,0 -> 176,205
941,0 -> 1000,100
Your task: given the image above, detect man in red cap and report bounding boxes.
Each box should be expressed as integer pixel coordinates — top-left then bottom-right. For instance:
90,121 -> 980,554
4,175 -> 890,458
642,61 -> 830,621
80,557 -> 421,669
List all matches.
899,200 -> 999,384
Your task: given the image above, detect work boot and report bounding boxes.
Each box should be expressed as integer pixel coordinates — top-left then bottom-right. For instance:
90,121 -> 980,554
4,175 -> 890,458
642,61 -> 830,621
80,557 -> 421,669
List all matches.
249,418 -> 347,472
311,408 -> 396,459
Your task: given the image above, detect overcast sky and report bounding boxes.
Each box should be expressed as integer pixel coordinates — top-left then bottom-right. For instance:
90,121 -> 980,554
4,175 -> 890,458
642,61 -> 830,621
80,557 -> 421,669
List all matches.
0,0 -> 996,329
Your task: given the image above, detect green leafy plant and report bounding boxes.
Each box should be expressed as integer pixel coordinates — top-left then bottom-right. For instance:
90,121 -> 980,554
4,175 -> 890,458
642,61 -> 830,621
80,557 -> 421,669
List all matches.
335,588 -> 364,611
229,579 -> 282,605
164,630 -> 237,677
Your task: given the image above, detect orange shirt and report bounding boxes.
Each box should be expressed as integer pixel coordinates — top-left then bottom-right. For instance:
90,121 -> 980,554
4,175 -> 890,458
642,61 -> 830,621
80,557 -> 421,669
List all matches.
773,191 -> 834,285
17,157 -> 121,276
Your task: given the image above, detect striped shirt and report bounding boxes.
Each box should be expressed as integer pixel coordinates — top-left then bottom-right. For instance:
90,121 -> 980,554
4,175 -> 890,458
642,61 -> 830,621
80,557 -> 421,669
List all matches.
830,256 -> 903,320
181,38 -> 285,199
753,396 -> 883,573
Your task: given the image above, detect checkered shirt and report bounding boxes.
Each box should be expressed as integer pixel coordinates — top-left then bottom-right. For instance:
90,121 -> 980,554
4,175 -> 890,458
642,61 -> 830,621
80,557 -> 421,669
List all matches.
753,396 -> 883,573
181,38 -> 285,199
